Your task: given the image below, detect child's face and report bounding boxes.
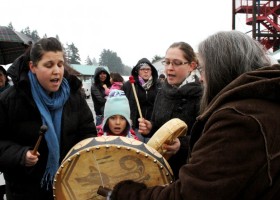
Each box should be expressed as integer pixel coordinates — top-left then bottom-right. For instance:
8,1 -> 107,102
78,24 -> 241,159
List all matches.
108,115 -> 127,135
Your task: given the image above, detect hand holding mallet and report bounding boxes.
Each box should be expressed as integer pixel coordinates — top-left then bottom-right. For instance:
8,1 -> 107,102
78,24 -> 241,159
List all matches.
129,76 -> 143,119
32,125 -> 48,155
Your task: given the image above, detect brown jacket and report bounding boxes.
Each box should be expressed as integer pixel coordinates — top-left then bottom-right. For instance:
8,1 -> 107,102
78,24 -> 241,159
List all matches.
113,65 -> 280,200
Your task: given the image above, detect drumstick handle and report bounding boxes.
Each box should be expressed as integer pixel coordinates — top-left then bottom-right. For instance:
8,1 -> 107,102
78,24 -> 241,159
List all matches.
32,125 -> 48,155
131,83 -> 143,119
97,186 -> 112,199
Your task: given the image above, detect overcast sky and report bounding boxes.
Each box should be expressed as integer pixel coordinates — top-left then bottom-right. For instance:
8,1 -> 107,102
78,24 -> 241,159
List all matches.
1,0 -> 249,67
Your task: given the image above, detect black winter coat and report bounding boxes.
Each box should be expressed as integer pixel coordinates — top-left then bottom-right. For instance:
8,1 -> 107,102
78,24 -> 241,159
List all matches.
150,81 -> 202,136
122,80 -> 161,130
150,80 -> 202,179
0,68 -> 97,199
122,58 -> 160,131
91,67 -> 111,116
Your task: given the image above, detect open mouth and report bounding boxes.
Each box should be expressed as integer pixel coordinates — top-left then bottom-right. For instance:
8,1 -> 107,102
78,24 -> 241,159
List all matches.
50,78 -> 60,83
112,127 -> 123,134
168,74 -> 176,78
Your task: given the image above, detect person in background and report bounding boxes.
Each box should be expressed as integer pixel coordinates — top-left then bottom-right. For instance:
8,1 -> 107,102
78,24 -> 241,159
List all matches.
65,64 -> 87,100
158,73 -> 166,83
97,90 -> 138,140
91,67 -> 111,126
0,37 -> 97,200
122,58 -> 160,143
138,42 -> 202,179
0,65 -> 11,94
103,72 -> 124,96
110,30 -> 280,200
0,65 -> 10,200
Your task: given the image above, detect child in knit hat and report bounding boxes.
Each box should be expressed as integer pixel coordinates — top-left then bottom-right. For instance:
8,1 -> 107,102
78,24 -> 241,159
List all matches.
97,90 -> 138,140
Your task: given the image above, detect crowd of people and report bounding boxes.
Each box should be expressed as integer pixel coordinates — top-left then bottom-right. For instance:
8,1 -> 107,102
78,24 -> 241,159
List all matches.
0,30 -> 280,200
110,31 -> 280,200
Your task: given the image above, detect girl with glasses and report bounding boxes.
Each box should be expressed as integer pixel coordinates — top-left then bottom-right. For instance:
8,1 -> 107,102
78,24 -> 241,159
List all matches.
139,42 -> 202,179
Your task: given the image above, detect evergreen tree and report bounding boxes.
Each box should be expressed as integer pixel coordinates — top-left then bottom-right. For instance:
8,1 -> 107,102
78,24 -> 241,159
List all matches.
85,56 -> 93,65
99,49 -> 124,73
8,23 -> 152,71
21,27 -> 40,42
122,65 -> 132,75
7,22 -> 14,30
31,30 -> 40,42
21,27 -> 31,37
92,57 -> 98,65
66,43 -> 81,64
65,43 -> 71,63
55,35 -> 60,42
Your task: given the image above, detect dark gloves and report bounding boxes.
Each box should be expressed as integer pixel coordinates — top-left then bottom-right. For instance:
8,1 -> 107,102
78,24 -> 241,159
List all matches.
110,180 -> 147,200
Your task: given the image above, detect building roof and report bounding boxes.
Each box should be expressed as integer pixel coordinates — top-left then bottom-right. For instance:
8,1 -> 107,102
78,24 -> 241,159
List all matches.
70,64 -> 109,76
152,58 -> 165,75
65,65 -> 80,75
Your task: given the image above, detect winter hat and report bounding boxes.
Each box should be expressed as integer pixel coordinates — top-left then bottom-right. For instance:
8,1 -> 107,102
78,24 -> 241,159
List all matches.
132,58 -> 151,74
135,58 -> 152,69
102,90 -> 131,132
131,58 -> 158,80
159,74 -> 165,79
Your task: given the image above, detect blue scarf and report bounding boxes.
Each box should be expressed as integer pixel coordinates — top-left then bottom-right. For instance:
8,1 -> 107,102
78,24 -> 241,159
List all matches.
28,71 -> 70,188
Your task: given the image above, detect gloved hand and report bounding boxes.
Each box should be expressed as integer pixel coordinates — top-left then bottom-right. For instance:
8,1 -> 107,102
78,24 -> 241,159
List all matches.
110,180 -> 147,200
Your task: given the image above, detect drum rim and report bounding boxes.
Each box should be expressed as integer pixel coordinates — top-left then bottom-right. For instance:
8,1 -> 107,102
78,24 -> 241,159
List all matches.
53,136 -> 174,199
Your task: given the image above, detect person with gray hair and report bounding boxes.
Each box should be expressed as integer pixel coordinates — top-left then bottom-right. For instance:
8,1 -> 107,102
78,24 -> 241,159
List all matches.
109,30 -> 280,200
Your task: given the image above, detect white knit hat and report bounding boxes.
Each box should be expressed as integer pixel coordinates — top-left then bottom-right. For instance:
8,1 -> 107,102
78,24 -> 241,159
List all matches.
102,90 -> 131,132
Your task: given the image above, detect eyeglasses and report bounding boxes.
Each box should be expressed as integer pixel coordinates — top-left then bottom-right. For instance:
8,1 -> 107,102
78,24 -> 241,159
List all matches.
139,68 -> 151,71
161,59 -> 189,67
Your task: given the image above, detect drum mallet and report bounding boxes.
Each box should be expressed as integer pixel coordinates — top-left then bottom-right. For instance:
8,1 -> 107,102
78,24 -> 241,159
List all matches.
32,125 -> 48,155
97,186 -> 112,200
129,76 -> 143,118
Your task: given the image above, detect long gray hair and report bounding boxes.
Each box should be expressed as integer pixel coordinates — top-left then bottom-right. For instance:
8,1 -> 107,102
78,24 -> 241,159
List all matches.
198,30 -> 271,113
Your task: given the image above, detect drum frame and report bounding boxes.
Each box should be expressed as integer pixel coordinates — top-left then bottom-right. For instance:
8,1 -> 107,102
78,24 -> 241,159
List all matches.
53,136 -> 174,200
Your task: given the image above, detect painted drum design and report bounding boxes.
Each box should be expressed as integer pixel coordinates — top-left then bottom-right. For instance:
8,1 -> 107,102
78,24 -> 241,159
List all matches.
53,136 -> 174,200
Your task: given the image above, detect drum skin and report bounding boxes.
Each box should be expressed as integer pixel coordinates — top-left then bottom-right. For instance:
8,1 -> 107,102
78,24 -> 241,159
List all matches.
53,136 -> 174,200
147,118 -> 188,156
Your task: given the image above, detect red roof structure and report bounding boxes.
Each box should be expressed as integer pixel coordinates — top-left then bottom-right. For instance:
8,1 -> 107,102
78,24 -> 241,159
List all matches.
233,0 -> 280,51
